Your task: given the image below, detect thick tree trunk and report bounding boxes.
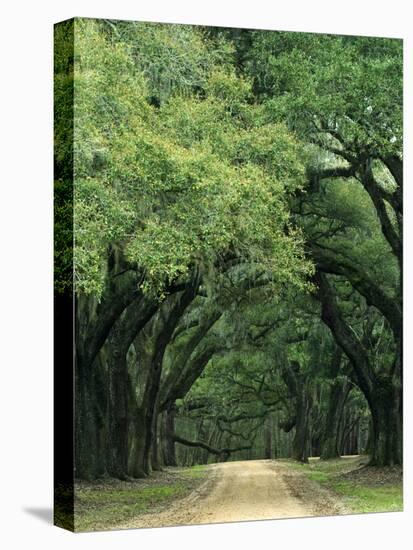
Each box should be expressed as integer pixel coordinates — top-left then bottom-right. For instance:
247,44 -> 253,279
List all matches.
130,284 -> 199,476
162,404 -> 177,466
74,267 -> 192,480
341,410 -> 359,455
141,358 -> 165,475
369,380 -> 402,466
110,370 -> 128,478
320,379 -> 350,460
75,353 -> 108,479
129,407 -> 148,478
91,355 -> 109,478
107,327 -> 130,479
264,416 -> 272,459
281,362 -> 311,463
151,410 -> 163,471
74,356 -> 96,479
272,412 -> 279,459
314,271 -> 402,466
292,389 -> 311,463
76,292 -> 160,480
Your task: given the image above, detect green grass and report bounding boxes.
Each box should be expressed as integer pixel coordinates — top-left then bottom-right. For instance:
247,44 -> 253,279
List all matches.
284,457 -> 402,514
184,464 -> 206,479
331,481 -> 402,513
74,466 -> 209,532
307,471 -> 329,483
75,483 -> 186,531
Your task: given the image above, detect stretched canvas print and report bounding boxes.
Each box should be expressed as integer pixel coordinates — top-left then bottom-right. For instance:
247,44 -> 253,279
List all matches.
54,17 -> 403,532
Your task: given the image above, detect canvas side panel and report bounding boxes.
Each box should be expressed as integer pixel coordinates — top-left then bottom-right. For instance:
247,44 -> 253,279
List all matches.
54,18 -> 75,532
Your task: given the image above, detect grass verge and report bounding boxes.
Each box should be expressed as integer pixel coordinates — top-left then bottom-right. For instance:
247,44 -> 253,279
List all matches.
74,465 -> 207,532
286,456 -> 402,514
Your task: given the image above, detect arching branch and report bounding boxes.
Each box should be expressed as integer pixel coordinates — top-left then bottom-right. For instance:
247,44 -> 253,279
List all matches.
173,435 -> 252,456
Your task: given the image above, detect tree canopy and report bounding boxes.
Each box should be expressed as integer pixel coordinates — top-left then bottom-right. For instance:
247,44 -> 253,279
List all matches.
54,18 -> 402,480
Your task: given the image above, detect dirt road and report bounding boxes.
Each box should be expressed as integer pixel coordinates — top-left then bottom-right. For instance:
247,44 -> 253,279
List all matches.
121,459 -> 343,529
188,459 -> 310,524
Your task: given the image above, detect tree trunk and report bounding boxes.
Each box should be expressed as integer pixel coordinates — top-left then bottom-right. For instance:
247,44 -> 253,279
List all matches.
369,379 -> 402,466
162,403 -> 177,466
75,352 -> 109,479
264,416 -> 272,459
320,379 -> 350,460
151,410 -> 163,471
292,389 -> 311,463
314,271 -> 402,466
272,413 -> 279,459
74,355 -> 97,479
108,355 -> 129,479
131,284 -> 199,476
129,407 -> 148,478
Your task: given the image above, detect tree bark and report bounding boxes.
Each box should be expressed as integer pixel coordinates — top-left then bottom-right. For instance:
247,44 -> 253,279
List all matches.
281,362 -> 311,463
369,378 -> 402,466
320,349 -> 350,460
107,333 -> 129,479
174,435 -> 252,458
162,403 -> 177,466
151,409 -> 163,471
359,160 -> 402,268
264,416 -> 272,459
292,388 -> 311,463
320,379 -> 350,459
311,244 -> 401,341
314,271 -> 402,466
131,282 -> 199,477
129,407 -> 148,478
105,297 -> 160,479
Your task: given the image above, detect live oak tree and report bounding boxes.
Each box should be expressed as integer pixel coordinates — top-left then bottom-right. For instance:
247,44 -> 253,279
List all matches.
59,19 -> 312,478
55,19 -> 402,478
239,31 -> 402,465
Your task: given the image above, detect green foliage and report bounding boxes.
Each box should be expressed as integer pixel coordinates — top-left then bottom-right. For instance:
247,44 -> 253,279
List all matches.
112,21 -> 235,104
297,177 -> 399,293
247,32 -> 402,157
69,18 -> 311,298
54,180 -> 73,294
54,20 -> 74,181
66,19 -> 403,485
54,21 -> 74,295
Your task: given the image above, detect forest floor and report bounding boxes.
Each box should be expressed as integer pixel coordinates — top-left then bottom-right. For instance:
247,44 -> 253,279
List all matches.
74,456 -> 403,532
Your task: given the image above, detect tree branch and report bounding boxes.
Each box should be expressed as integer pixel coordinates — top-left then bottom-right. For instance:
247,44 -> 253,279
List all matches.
173,435 -> 252,456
